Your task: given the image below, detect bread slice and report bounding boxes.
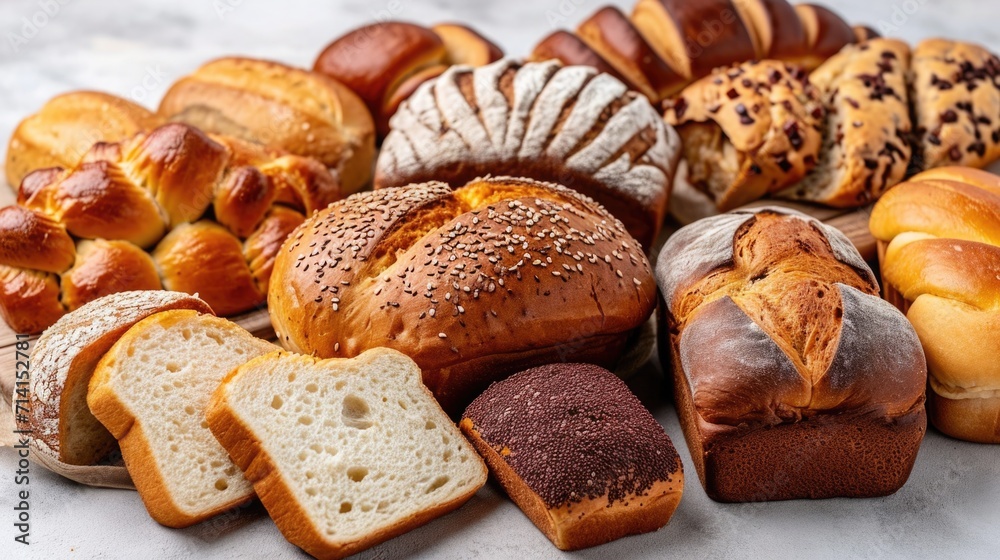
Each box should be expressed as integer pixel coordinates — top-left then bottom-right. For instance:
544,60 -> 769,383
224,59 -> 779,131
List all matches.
206,348 -> 487,560
24,290 -> 212,488
87,310 -> 277,527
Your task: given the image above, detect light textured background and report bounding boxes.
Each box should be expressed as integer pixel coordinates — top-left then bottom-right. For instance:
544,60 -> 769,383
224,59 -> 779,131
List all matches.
1,0 -> 999,558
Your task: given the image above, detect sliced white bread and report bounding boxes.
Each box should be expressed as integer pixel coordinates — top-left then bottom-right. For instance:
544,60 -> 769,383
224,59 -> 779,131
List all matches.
206,348 -> 487,560
23,290 -> 213,488
87,309 -> 277,527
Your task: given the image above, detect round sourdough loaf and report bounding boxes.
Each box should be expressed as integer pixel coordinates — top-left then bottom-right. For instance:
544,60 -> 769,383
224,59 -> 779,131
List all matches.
268,176 -> 657,411
373,58 -> 680,250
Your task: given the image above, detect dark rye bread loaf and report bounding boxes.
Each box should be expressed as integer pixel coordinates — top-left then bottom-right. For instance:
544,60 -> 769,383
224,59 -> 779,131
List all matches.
656,207 -> 926,502
460,363 -> 683,551
268,176 -> 657,413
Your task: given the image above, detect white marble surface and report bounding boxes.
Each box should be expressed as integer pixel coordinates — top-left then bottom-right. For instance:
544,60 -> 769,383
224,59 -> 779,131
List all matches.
1,0 -> 1000,558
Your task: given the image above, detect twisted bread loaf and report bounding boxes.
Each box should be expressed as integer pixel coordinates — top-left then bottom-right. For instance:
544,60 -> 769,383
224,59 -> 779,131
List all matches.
657,207 -> 926,501
532,0 -> 868,105
313,22 -> 503,138
5,91 -> 161,189
158,57 -> 375,195
0,123 -> 336,332
374,58 -> 680,249
269,176 -> 657,413
870,166 -> 1000,443
663,60 -> 824,212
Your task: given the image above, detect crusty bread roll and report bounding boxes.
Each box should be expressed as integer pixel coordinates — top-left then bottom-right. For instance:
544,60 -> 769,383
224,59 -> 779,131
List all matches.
17,291 -> 212,487
5,91 -> 160,188
657,207 -> 926,501
0,123 -> 331,331
870,167 -> 1000,443
779,38 -> 912,206
374,58 -> 680,249
268,176 -> 657,412
88,310 -> 276,527
206,348 -> 487,560
663,60 -> 824,212
910,39 -> 1000,171
158,57 -> 375,194
313,21 -> 502,138
461,363 -> 683,550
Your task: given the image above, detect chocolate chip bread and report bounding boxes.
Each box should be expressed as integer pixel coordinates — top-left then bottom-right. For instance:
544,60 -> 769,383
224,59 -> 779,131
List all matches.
780,38 -> 912,206
910,39 -> 1000,170
664,60 -> 824,211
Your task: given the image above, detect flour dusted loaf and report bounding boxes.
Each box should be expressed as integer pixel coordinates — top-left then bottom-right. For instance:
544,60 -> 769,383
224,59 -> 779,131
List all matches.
374,58 -> 680,249
88,310 -> 276,527
663,60 -> 824,212
461,363 -> 683,551
268,176 -> 657,412
656,207 -> 926,501
5,91 -> 161,188
158,57 -> 375,194
910,39 -> 1000,171
870,166 -> 1000,443
206,348 -> 487,560
19,291 -> 212,488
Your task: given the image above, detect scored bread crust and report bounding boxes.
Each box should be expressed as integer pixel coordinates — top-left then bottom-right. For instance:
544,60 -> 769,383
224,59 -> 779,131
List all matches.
656,208 -> 926,501
374,58 -> 680,249
21,291 -> 213,485
206,349 -> 487,560
268,177 -> 657,412
87,310 -> 274,527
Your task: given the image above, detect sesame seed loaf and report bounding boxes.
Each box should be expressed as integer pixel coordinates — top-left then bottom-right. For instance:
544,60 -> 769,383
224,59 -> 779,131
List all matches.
21,291 -> 212,487
373,58 -> 681,250
656,207 -> 926,502
268,176 -> 657,413
910,39 -> 1000,171
460,363 -> 683,551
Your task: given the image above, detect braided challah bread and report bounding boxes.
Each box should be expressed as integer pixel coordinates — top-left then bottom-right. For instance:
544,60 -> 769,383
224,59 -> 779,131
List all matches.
657,207 -> 926,501
313,21 -> 503,138
532,0 -> 870,105
0,122 -> 339,332
374,58 -> 680,250
5,91 -> 161,189
870,166 -> 1000,443
158,57 -> 375,195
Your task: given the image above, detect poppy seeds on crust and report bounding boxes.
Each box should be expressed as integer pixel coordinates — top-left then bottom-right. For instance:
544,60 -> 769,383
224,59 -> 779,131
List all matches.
463,363 -> 681,509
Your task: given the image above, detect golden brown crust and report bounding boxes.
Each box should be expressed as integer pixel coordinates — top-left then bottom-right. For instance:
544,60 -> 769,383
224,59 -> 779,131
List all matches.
153,221 -> 265,317
432,23 -> 504,66
243,206 -> 305,295
910,39 -> 1000,170
5,91 -> 160,188
529,31 -> 627,85
159,57 -> 375,194
269,177 -> 656,412
0,206 -> 75,272
61,239 -> 162,312
795,4 -> 857,69
0,266 -> 65,333
576,7 -> 687,101
665,61 -> 824,211
658,208 -> 927,500
927,390 -> 1000,444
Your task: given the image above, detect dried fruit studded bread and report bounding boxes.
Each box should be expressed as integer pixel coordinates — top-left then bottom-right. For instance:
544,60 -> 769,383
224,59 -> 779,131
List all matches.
657,207 -> 926,501
664,60 -> 824,212
374,58 -> 680,249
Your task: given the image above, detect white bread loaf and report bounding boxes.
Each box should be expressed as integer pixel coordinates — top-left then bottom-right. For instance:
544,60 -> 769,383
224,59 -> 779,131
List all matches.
88,310 -> 277,527
206,348 -> 487,560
